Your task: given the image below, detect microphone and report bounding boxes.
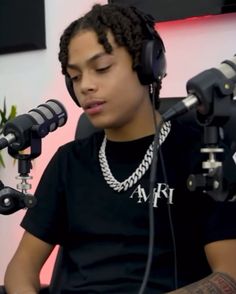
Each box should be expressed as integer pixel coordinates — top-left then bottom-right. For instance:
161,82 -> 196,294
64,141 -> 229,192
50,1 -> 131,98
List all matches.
162,55 -> 236,122
0,99 -> 67,151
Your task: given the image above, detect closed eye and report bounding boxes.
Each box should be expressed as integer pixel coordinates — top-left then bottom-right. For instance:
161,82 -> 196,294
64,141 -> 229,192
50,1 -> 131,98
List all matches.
70,75 -> 81,82
96,65 -> 111,73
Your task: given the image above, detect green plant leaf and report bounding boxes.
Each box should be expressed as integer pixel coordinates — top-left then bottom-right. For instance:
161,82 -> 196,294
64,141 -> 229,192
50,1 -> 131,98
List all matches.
8,105 -> 17,120
3,98 -> 6,116
0,152 -> 5,168
0,98 -> 17,167
0,98 -> 8,126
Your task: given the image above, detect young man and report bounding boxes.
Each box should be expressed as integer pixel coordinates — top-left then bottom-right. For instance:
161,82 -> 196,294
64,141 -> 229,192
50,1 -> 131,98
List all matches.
4,3 -> 236,294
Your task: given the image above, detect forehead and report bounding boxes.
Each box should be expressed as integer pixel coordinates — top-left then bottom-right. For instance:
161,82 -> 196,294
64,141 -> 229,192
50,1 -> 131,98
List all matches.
68,30 -> 115,64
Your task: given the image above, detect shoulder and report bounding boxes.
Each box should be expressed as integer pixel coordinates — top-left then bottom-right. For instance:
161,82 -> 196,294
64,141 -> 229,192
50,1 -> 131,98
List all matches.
55,131 -> 105,161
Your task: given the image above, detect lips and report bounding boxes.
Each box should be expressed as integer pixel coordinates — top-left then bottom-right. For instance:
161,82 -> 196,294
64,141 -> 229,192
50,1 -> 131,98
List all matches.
83,100 -> 105,110
83,100 -> 106,115
83,98 -> 105,109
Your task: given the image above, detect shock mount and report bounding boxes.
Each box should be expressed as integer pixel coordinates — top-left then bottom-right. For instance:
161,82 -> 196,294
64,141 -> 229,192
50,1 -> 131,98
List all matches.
0,131 -> 41,215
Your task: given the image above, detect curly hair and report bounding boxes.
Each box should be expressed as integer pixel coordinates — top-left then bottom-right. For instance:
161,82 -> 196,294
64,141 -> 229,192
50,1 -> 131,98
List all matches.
58,3 -> 163,107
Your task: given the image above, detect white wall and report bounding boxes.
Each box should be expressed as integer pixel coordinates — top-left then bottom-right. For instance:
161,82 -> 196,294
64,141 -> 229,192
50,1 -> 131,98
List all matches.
0,0 -> 235,285
159,13 -> 236,97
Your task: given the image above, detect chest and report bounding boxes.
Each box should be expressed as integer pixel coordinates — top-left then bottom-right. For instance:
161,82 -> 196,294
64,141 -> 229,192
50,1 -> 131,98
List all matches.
63,151 -> 195,239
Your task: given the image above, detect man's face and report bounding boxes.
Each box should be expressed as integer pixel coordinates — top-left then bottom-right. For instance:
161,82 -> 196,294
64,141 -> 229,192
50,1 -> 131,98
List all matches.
67,29 -> 150,133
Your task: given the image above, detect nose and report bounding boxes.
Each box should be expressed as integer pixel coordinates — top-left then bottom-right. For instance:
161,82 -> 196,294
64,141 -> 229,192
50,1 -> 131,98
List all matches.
79,71 -> 97,96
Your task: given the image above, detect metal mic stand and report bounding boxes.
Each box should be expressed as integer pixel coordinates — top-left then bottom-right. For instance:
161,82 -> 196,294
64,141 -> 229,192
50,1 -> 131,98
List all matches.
187,125 -> 228,201
185,68 -> 235,201
0,131 -> 41,215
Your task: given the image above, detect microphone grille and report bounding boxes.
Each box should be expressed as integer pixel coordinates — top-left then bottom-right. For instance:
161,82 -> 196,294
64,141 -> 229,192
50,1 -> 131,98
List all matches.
45,99 -> 68,127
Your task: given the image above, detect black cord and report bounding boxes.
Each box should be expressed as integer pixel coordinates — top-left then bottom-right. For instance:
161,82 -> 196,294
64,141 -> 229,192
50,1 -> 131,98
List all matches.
138,85 -> 178,293
159,147 -> 178,289
138,83 -> 162,294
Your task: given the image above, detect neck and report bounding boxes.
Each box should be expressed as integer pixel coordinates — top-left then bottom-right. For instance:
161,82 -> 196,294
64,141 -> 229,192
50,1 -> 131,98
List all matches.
105,110 -> 162,142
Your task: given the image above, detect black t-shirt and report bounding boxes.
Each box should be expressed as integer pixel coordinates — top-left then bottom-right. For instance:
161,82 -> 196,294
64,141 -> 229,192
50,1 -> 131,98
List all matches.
21,119 -> 236,293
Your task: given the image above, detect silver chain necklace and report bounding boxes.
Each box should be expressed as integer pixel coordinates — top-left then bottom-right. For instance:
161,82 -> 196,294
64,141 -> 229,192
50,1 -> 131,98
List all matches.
99,121 -> 171,192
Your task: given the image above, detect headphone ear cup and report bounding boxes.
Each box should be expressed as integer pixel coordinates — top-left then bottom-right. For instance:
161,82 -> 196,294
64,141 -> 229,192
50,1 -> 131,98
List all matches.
137,39 -> 167,85
65,75 -> 81,107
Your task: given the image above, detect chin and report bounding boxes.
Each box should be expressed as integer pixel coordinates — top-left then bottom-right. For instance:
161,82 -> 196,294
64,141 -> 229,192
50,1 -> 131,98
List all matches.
88,116 -> 118,130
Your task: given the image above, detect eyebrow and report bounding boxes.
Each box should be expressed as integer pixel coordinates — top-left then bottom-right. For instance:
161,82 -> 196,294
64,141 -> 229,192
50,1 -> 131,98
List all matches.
67,51 -> 111,70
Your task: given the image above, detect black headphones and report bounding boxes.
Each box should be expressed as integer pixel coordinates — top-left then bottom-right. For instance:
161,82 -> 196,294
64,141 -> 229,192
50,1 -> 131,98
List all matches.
65,6 -> 167,107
